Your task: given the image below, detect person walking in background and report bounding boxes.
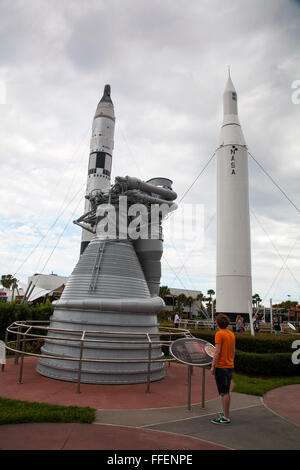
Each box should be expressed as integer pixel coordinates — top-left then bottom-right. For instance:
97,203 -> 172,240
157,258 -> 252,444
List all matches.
253,314 -> 260,334
174,312 -> 180,328
211,314 -> 235,425
273,316 -> 282,335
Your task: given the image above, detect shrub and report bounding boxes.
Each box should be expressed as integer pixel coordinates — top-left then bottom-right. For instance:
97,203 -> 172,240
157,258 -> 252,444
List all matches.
189,329 -> 215,344
0,301 -> 54,341
233,333 -> 299,353
235,350 -> 300,377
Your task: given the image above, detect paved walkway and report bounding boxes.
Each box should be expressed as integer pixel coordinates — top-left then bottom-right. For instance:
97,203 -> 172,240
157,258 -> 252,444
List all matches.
264,385 -> 300,427
0,357 -> 220,409
0,358 -> 299,450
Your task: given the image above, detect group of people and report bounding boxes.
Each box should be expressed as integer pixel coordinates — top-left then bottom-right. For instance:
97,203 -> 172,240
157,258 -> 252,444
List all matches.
175,312 -> 283,334
236,314 -> 260,333
236,314 -> 283,334
235,314 -> 260,333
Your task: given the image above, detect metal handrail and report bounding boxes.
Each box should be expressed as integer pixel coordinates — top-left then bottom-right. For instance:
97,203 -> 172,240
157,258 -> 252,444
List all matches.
5,320 -> 192,394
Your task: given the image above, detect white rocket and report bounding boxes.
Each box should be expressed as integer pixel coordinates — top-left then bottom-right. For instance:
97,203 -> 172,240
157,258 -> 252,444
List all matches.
216,73 -> 252,316
80,84 -> 115,255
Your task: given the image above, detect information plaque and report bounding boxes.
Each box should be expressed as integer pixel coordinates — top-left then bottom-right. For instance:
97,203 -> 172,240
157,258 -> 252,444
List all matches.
170,337 -> 215,367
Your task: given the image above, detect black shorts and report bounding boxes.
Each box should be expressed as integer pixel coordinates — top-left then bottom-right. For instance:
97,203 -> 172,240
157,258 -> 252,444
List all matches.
215,368 -> 233,396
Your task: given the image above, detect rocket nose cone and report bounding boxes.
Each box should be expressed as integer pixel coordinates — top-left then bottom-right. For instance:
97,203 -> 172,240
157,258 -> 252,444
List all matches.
100,84 -> 113,103
224,75 -> 236,94
104,84 -> 111,96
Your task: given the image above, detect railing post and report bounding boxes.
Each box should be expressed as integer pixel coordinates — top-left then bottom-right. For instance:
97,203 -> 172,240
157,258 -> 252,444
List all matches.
15,325 -> 21,365
18,329 -> 25,384
146,334 -> 152,393
202,367 -> 206,408
77,331 -> 85,394
17,326 -> 32,384
187,365 -> 192,411
2,330 -> 8,372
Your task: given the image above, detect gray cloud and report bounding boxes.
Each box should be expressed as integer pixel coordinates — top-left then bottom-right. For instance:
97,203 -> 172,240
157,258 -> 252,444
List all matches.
0,0 -> 299,303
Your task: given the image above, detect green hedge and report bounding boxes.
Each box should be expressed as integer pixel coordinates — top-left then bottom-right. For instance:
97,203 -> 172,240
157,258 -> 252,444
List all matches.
190,329 -> 215,344
0,301 -> 54,341
235,350 -> 300,377
190,329 -> 299,353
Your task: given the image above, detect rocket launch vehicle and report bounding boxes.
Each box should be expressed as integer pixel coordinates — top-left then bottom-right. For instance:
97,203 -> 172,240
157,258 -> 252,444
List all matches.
216,74 -> 252,317
80,85 -> 115,255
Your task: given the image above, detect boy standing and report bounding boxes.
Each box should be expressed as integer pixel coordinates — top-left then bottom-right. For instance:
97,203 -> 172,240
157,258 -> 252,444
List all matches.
210,313 -> 235,424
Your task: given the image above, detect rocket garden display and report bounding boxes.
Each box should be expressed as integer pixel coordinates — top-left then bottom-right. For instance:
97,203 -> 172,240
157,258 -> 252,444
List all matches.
36,74 -> 253,385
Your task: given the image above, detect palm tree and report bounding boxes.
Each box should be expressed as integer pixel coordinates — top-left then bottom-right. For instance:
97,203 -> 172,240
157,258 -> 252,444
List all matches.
207,289 -> 215,320
196,292 -> 205,303
207,289 -> 215,299
252,293 -> 262,309
1,274 -> 19,302
159,285 -> 170,299
176,293 -> 187,314
186,296 -> 195,319
1,274 -> 17,289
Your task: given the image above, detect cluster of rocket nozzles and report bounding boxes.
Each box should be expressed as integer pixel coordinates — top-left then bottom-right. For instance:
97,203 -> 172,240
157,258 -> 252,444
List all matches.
81,76 -> 252,318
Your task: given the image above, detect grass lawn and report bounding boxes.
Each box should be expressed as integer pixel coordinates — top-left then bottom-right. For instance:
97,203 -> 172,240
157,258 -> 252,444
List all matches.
232,373 -> 300,396
0,397 -> 95,426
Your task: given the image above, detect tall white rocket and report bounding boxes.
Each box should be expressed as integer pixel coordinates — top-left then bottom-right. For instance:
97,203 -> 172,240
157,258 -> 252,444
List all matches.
216,73 -> 252,316
80,84 -> 115,255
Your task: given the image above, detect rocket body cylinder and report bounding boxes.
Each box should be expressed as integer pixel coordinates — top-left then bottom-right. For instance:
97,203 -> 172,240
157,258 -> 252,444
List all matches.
80,85 -> 115,255
216,76 -> 252,315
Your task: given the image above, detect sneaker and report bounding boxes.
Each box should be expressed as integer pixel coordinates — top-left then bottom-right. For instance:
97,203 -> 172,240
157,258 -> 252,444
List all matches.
218,412 -> 224,418
211,417 -> 231,425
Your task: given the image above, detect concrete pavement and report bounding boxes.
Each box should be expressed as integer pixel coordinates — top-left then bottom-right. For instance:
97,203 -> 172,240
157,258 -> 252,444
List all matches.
0,357 -> 299,450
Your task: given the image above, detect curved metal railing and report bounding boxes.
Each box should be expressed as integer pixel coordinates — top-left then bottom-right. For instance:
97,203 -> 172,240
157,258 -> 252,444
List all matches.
5,321 -> 192,393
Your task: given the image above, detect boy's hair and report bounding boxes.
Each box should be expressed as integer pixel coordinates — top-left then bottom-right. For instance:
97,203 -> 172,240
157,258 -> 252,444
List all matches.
216,314 -> 230,329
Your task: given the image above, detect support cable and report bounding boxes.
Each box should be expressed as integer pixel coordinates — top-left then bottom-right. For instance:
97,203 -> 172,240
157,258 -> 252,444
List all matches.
251,209 -> 300,290
177,152 -> 216,205
248,151 -> 300,215
260,231 -> 300,304
161,152 -> 216,289
39,193 -> 85,275
13,183 -> 86,277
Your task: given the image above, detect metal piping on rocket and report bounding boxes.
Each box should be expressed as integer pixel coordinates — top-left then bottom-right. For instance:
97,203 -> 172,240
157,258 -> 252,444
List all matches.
115,176 -> 177,201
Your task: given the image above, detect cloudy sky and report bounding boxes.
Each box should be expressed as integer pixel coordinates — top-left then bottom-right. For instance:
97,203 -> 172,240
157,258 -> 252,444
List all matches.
0,0 -> 299,305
